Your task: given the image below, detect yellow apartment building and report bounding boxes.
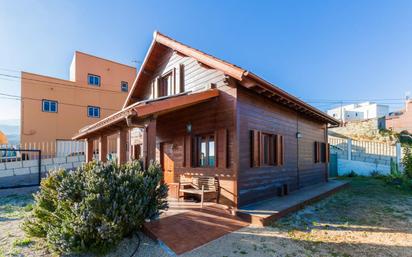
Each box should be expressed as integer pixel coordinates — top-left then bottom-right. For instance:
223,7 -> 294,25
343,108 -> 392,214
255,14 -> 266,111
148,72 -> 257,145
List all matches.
20,51 -> 137,148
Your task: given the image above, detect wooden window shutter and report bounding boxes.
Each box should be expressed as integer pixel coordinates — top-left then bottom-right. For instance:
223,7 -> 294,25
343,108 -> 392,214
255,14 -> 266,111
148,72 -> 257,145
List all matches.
314,142 -> 320,163
179,64 -> 185,93
250,130 -> 260,167
154,76 -> 160,98
326,143 -> 330,163
171,68 -> 176,95
275,134 -> 284,166
184,135 -> 193,167
217,128 -> 228,169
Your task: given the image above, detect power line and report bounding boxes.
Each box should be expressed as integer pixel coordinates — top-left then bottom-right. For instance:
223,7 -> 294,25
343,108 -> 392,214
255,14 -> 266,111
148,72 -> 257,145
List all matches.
0,92 -> 118,112
0,72 -> 132,95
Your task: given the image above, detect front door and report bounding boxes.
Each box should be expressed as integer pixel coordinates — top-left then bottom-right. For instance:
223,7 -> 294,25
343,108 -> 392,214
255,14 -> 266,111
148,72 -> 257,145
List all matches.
160,142 -> 174,184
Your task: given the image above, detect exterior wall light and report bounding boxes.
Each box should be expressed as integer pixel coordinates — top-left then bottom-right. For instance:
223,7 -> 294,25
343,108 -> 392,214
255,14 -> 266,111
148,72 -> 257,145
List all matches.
296,132 -> 302,139
186,122 -> 192,134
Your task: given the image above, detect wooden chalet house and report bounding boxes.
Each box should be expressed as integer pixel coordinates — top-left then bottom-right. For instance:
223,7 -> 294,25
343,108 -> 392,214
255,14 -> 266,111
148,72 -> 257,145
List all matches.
73,31 -> 339,208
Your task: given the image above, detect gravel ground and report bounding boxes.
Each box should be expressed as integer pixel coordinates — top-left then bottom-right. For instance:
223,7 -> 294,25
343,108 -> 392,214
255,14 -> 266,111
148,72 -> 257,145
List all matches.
1,178 -> 412,257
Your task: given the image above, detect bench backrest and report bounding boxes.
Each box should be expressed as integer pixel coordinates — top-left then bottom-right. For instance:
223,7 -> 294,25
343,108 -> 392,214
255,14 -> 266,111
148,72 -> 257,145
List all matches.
191,176 -> 218,191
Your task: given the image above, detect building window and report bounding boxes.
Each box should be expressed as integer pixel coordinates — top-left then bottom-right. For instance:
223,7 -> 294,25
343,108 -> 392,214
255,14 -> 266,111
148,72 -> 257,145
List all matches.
195,133 -> 215,167
87,106 -> 100,118
261,133 -> 273,166
42,100 -> 58,113
250,130 -> 284,167
159,72 -> 174,97
121,81 -> 128,92
88,74 -> 101,86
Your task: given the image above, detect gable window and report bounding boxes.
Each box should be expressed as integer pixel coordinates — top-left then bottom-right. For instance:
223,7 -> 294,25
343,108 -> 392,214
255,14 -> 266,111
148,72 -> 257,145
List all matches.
159,72 -> 174,97
195,133 -> 215,167
88,74 -> 101,86
42,100 -> 58,113
87,106 -> 100,118
121,81 -> 128,92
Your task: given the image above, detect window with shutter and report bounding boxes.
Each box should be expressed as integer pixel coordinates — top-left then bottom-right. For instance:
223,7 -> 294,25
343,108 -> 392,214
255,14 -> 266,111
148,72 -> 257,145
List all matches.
314,142 -> 320,163
250,130 -> 260,167
275,134 -> 284,166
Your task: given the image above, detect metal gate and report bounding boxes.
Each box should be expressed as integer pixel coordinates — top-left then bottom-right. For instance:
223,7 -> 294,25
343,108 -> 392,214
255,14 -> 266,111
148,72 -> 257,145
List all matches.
0,148 -> 41,189
329,153 -> 338,177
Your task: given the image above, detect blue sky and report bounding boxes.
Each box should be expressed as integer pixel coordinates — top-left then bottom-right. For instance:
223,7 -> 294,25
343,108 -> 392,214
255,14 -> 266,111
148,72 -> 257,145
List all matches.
1,0 -> 412,122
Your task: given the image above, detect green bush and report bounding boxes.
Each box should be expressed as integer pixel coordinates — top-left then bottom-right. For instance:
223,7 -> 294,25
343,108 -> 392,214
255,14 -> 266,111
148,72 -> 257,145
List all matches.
402,146 -> 412,179
23,161 -> 168,254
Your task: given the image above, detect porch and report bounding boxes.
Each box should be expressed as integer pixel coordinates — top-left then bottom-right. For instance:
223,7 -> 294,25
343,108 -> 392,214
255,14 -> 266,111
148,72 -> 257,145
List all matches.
142,179 -> 348,255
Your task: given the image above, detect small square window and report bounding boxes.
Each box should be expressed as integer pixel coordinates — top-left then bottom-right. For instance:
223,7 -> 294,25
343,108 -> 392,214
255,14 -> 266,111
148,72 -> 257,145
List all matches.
121,81 -> 128,92
88,74 -> 101,86
42,100 -> 58,113
87,106 -> 100,118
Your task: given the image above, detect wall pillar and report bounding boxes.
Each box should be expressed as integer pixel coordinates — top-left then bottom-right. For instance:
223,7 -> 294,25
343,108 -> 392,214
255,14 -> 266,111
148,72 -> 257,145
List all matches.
347,139 -> 352,161
117,129 -> 128,165
98,135 -> 108,162
396,142 -> 402,166
85,138 -> 94,163
143,118 -> 157,169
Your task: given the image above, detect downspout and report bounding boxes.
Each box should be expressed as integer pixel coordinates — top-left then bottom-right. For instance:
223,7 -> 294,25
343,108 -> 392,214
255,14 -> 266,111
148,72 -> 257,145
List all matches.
296,113 -> 300,189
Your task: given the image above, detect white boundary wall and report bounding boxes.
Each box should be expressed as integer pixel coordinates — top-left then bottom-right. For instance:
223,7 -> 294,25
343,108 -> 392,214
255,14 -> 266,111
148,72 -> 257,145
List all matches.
0,155 -> 85,178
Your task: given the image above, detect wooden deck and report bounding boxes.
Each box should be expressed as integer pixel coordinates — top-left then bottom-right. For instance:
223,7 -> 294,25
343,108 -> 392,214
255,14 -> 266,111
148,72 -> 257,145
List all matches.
143,199 -> 248,255
236,179 -> 349,226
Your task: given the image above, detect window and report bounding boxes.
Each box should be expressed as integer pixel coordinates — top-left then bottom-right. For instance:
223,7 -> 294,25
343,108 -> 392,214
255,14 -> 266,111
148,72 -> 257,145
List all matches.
261,133 -> 273,166
121,81 -> 128,92
251,130 -> 284,167
314,141 -> 329,163
196,133 -> 215,167
88,74 -> 101,86
42,100 -> 58,113
87,106 -> 100,118
158,72 -> 174,97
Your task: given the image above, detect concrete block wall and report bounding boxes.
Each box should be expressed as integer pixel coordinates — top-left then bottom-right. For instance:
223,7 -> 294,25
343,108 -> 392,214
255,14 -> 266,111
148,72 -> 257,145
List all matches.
338,159 -> 390,176
0,155 -> 86,179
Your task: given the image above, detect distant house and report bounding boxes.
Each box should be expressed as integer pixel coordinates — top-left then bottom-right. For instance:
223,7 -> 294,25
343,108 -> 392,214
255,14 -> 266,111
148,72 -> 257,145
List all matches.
0,130 -> 8,145
20,51 -> 137,150
73,31 -> 339,207
386,100 -> 412,133
327,102 -> 389,123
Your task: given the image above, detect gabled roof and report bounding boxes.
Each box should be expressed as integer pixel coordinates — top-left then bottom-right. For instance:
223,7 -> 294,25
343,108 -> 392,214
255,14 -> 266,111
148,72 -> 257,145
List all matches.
123,31 -> 339,126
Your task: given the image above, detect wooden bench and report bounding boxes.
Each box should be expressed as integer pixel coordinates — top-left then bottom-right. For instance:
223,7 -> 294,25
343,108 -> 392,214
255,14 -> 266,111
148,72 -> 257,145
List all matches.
178,176 -> 220,207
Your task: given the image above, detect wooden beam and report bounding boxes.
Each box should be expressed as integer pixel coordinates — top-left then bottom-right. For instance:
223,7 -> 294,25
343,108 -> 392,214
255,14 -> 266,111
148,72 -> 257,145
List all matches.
85,138 -> 94,163
117,129 -> 128,165
98,135 -> 108,162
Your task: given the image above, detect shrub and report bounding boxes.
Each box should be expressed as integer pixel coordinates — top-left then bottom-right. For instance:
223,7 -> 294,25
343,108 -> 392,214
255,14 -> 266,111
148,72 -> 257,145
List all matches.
402,146 -> 412,179
346,170 -> 358,177
23,161 -> 168,254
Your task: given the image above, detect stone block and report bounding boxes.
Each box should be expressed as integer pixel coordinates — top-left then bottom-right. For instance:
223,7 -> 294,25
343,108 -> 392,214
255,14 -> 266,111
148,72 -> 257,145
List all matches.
0,163 -> 5,170
53,157 -> 66,164
58,163 -> 73,170
5,161 -> 22,169
72,161 -> 84,169
0,169 -> 14,178
23,159 -> 39,168
14,167 -> 31,175
30,166 -> 40,174
42,158 -> 53,165
66,156 -> 79,163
